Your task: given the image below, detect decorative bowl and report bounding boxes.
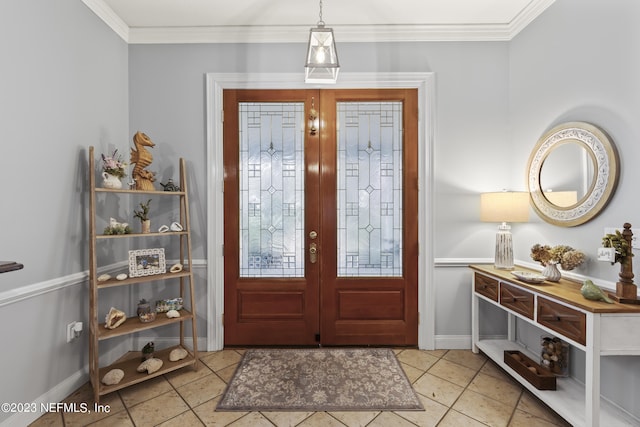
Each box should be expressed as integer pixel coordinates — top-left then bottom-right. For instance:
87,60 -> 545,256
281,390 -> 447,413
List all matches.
511,271 -> 547,284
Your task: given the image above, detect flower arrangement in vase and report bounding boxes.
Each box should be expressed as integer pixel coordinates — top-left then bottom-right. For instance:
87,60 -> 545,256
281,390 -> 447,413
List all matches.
101,149 -> 127,189
133,199 -> 152,233
602,223 -> 638,303
530,244 -> 585,281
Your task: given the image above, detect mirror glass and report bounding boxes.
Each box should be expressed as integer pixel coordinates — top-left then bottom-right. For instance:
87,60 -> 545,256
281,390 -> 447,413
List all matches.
539,142 -> 595,207
527,122 -> 619,227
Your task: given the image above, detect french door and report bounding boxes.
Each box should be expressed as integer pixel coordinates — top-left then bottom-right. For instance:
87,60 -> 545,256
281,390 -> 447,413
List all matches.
223,88 -> 418,346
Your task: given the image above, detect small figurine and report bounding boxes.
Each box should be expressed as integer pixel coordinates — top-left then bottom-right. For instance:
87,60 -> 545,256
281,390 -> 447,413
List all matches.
142,341 -> 155,360
581,280 -> 614,303
160,178 -> 181,192
130,131 -> 156,191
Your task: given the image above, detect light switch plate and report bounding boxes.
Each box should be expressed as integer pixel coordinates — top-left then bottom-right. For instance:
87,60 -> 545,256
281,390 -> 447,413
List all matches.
597,247 -> 616,262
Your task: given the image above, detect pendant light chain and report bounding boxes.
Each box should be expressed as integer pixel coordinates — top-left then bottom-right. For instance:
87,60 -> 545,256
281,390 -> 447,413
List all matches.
318,0 -> 325,26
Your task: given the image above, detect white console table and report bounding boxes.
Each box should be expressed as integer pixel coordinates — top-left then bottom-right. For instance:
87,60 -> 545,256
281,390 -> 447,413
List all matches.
470,264 -> 640,427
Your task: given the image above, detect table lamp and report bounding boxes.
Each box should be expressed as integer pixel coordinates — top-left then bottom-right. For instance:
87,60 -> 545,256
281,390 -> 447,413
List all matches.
480,191 -> 530,269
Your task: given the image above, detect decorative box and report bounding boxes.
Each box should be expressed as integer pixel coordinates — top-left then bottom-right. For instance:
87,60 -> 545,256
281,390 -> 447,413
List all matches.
504,350 -> 556,390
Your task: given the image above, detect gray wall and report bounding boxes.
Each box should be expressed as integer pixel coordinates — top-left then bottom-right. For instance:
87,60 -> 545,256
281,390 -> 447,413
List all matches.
0,0 -> 128,423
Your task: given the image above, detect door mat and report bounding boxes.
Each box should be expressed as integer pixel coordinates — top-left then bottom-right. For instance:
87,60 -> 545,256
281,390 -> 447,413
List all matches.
216,348 -> 423,412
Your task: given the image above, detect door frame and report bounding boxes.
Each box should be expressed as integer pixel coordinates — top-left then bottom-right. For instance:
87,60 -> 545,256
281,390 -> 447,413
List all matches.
205,72 -> 435,351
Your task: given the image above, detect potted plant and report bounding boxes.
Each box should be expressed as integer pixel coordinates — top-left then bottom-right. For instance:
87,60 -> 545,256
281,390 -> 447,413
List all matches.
602,223 -> 637,303
100,149 -> 127,189
133,199 -> 152,233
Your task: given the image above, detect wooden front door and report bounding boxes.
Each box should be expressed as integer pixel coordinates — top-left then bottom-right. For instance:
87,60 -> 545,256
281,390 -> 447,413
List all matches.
223,88 -> 418,346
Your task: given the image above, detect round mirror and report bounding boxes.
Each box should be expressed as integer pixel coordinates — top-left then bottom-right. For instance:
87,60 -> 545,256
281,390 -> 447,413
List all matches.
527,122 -> 619,227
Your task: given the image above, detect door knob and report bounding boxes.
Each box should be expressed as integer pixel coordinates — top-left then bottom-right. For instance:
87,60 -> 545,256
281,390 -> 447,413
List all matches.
309,230 -> 318,239
309,243 -> 318,264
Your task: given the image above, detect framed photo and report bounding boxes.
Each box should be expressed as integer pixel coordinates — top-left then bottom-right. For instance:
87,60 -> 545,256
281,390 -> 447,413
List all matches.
128,248 -> 166,277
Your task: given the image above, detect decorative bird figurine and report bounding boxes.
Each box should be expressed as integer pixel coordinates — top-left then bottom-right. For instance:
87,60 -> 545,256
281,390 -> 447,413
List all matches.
581,280 -> 614,303
141,341 -> 155,360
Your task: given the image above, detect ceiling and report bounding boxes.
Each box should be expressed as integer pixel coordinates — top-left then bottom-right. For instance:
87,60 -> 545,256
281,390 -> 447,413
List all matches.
82,0 -> 555,44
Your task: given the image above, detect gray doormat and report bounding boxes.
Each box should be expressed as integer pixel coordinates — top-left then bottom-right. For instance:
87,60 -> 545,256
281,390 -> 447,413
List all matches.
216,348 -> 424,412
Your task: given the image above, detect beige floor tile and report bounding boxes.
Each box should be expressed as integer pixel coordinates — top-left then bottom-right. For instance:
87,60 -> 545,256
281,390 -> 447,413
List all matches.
61,383 -> 126,427
452,389 -> 514,427
400,362 -> 426,383
443,350 -> 487,371
200,350 -> 243,372
428,358 -> 478,388
438,409 -> 488,426
367,411 -> 416,427
118,375 -> 173,407
328,411 -> 379,427
228,411 -> 281,426
263,411 -> 315,426
396,349 -> 440,371
516,392 -> 569,426
156,410 -> 205,426
297,412 -> 346,427
480,359 -> 514,382
509,409 -> 563,427
396,393 -> 448,427
164,362 -> 214,388
215,363 -> 240,383
193,397 -> 248,426
413,372 -> 465,407
86,410 -> 134,426
467,372 -> 522,408
128,390 -> 190,426
176,373 -> 227,407
28,410 -> 64,427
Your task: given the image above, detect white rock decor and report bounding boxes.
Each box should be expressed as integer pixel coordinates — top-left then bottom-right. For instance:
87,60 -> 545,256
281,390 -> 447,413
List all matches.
101,369 -> 124,385
169,348 -> 188,362
166,309 -> 180,318
137,358 -> 163,374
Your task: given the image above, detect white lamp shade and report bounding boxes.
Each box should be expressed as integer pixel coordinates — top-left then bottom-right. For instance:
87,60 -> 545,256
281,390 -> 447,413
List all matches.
480,192 -> 530,223
305,25 -> 339,84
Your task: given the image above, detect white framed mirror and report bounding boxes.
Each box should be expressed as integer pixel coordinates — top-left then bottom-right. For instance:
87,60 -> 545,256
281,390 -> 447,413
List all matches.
527,122 -> 619,227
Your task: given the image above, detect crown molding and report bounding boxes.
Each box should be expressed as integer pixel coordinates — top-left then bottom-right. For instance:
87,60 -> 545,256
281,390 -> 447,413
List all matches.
82,0 -> 555,44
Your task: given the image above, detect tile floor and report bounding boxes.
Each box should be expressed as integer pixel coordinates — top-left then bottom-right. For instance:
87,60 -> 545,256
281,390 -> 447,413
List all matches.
30,348 -> 570,427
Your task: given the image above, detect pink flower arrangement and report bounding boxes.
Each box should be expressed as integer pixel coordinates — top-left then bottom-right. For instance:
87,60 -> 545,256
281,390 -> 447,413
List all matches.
101,149 -> 127,178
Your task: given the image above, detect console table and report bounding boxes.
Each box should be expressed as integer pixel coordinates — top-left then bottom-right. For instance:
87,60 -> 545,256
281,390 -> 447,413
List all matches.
470,264 -> 640,427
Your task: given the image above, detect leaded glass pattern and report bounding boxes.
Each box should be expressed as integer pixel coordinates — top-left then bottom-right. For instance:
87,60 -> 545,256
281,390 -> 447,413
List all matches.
239,103 -> 305,277
337,102 -> 403,277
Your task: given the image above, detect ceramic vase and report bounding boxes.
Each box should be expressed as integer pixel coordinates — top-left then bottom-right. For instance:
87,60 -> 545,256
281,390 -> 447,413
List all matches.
102,172 -> 123,189
542,263 -> 561,282
141,219 -> 151,234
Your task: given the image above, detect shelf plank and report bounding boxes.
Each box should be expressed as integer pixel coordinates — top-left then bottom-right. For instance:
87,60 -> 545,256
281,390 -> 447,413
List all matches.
96,231 -> 188,239
95,188 -> 185,196
96,269 -> 191,289
476,339 -> 638,426
97,345 -> 197,396
99,309 -> 193,340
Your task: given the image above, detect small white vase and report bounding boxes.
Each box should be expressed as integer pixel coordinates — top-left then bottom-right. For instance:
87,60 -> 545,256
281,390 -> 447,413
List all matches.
542,263 -> 561,282
102,172 -> 123,189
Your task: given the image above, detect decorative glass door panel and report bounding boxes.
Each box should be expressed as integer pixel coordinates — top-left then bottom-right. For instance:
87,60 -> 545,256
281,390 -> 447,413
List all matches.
239,102 -> 305,278
337,102 -> 403,277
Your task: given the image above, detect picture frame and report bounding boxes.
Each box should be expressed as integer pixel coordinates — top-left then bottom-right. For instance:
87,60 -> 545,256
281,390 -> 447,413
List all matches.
128,248 -> 166,277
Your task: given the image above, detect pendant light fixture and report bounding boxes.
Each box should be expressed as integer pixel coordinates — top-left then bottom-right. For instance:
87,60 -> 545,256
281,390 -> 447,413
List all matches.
305,0 -> 339,84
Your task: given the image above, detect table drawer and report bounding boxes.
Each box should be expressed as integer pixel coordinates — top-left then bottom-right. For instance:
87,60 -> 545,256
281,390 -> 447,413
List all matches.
475,273 -> 499,301
537,297 -> 586,345
500,282 -> 534,319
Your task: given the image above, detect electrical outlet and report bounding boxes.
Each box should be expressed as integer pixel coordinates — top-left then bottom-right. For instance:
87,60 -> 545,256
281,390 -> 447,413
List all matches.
66,321 -> 83,342
66,322 -> 76,342
597,247 -> 615,262
604,228 -> 639,250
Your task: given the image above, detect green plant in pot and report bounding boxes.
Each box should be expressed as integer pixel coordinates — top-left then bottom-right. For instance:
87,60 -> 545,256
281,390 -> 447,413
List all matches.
133,199 -> 152,233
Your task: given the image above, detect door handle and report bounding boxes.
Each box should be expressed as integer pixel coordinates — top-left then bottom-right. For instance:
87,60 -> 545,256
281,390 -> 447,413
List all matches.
309,243 -> 318,264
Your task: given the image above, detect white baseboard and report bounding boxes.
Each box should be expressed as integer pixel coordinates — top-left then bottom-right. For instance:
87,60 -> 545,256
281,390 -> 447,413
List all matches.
434,335 -> 472,350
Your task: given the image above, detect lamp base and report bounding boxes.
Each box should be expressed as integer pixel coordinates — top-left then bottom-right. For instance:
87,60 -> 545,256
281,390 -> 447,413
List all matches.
494,223 -> 514,270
